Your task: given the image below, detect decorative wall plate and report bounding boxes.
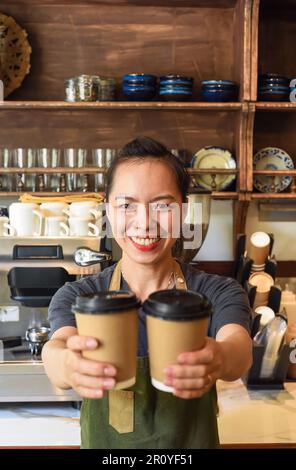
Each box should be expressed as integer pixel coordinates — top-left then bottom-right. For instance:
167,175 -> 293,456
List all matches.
253,147 -> 294,192
191,146 -> 236,191
0,12 -> 31,98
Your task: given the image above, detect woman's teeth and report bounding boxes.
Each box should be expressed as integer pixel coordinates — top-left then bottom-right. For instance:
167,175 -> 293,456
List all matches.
131,237 -> 159,246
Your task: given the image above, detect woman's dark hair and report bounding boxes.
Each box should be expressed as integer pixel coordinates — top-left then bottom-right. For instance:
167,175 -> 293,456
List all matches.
105,136 -> 190,202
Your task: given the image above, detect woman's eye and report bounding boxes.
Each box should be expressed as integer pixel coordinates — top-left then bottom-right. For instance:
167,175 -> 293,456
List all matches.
153,203 -> 171,210
119,203 -> 136,211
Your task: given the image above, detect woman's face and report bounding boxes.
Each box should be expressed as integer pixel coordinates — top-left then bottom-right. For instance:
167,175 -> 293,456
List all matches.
107,159 -> 183,265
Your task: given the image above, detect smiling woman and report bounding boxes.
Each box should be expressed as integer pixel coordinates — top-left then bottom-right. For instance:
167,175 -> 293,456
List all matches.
42,136 -> 252,450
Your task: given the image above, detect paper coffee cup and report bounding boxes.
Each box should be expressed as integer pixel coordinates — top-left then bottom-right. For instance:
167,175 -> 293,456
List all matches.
72,291 -> 140,390
249,272 -> 274,292
248,232 -> 270,265
143,289 -> 212,393
249,272 -> 274,309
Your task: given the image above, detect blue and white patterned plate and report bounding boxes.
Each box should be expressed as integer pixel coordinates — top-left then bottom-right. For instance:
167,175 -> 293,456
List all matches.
253,147 -> 294,192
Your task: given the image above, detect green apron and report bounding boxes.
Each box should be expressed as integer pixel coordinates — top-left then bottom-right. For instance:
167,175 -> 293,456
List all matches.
80,261 -> 220,449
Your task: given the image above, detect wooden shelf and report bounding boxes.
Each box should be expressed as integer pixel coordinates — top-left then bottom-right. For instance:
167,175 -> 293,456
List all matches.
0,101 -> 242,111
0,167 -> 107,174
256,102 -> 296,111
188,169 -> 238,175
251,193 -> 296,200
253,170 -> 296,176
211,192 -> 238,199
0,168 -> 238,175
0,191 -> 238,199
0,192 -> 105,197
10,1 -> 239,6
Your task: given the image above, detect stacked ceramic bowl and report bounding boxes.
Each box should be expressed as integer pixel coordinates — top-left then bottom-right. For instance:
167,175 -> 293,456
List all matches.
258,74 -> 290,101
159,75 -> 193,101
201,80 -> 239,102
122,74 -> 157,101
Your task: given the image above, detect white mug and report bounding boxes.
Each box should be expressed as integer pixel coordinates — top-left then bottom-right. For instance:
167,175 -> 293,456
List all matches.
9,203 -> 43,236
44,216 -> 69,236
65,201 -> 102,221
0,216 -> 15,236
40,202 -> 69,217
68,217 -> 100,237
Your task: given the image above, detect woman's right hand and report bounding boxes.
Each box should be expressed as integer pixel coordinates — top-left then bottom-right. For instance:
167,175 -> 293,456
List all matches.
63,335 -> 117,399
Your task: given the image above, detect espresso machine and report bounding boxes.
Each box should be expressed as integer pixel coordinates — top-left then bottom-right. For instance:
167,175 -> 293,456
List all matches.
0,236 -> 111,402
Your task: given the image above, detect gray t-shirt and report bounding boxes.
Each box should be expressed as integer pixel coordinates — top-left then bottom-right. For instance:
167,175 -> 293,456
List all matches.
48,263 -> 251,357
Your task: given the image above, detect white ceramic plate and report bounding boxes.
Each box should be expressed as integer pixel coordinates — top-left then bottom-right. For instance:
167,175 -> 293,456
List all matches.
191,146 -> 236,191
253,147 -> 294,192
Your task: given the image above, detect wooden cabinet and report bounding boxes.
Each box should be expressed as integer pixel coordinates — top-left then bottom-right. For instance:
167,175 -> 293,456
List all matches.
0,0 -> 295,262
247,0 -> 296,199
0,0 -> 251,201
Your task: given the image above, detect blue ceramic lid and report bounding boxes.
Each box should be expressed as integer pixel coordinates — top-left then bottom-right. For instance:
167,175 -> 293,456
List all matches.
123,74 -> 157,83
160,79 -> 193,86
160,75 -> 193,83
259,74 -> 289,83
122,84 -> 156,90
259,89 -> 289,95
159,88 -> 192,94
202,80 -> 237,86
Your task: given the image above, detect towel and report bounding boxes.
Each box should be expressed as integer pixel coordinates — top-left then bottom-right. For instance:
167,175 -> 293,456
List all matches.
19,192 -> 104,204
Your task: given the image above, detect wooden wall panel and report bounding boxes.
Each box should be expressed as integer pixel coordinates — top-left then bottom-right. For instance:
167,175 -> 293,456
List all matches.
0,109 -> 238,151
258,1 -> 296,79
1,3 -> 238,100
4,1 -> 239,8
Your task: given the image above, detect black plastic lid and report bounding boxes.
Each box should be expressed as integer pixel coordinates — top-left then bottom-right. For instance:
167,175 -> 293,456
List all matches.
143,289 -> 212,321
71,291 -> 140,314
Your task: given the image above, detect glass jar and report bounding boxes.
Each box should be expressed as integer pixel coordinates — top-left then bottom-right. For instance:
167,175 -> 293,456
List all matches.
97,77 -> 117,101
77,75 -> 97,101
65,78 -> 78,102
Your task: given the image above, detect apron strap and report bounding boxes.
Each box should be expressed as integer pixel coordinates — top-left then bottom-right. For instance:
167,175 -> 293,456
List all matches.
109,259 -> 123,291
110,258 -> 187,291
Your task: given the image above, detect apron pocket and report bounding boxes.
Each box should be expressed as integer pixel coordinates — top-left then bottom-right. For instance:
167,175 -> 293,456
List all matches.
108,389 -> 135,434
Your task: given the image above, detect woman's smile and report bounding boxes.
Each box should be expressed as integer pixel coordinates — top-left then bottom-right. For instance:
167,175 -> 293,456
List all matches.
129,236 -> 161,251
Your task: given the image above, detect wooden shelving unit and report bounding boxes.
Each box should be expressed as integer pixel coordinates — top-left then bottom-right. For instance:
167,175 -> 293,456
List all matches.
247,0 -> 296,205
0,0 -> 251,222
1,0 -> 295,272
0,101 -> 243,111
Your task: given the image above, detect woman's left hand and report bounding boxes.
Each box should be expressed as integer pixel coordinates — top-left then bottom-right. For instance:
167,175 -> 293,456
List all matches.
163,337 -> 224,399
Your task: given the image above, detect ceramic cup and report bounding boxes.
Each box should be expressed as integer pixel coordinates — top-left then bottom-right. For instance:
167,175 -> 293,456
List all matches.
143,289 -> 212,393
68,217 -> 100,237
64,201 -> 102,221
8,203 -> 43,236
40,202 -> 69,217
72,291 -> 140,389
43,216 -> 69,236
0,216 -> 15,236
